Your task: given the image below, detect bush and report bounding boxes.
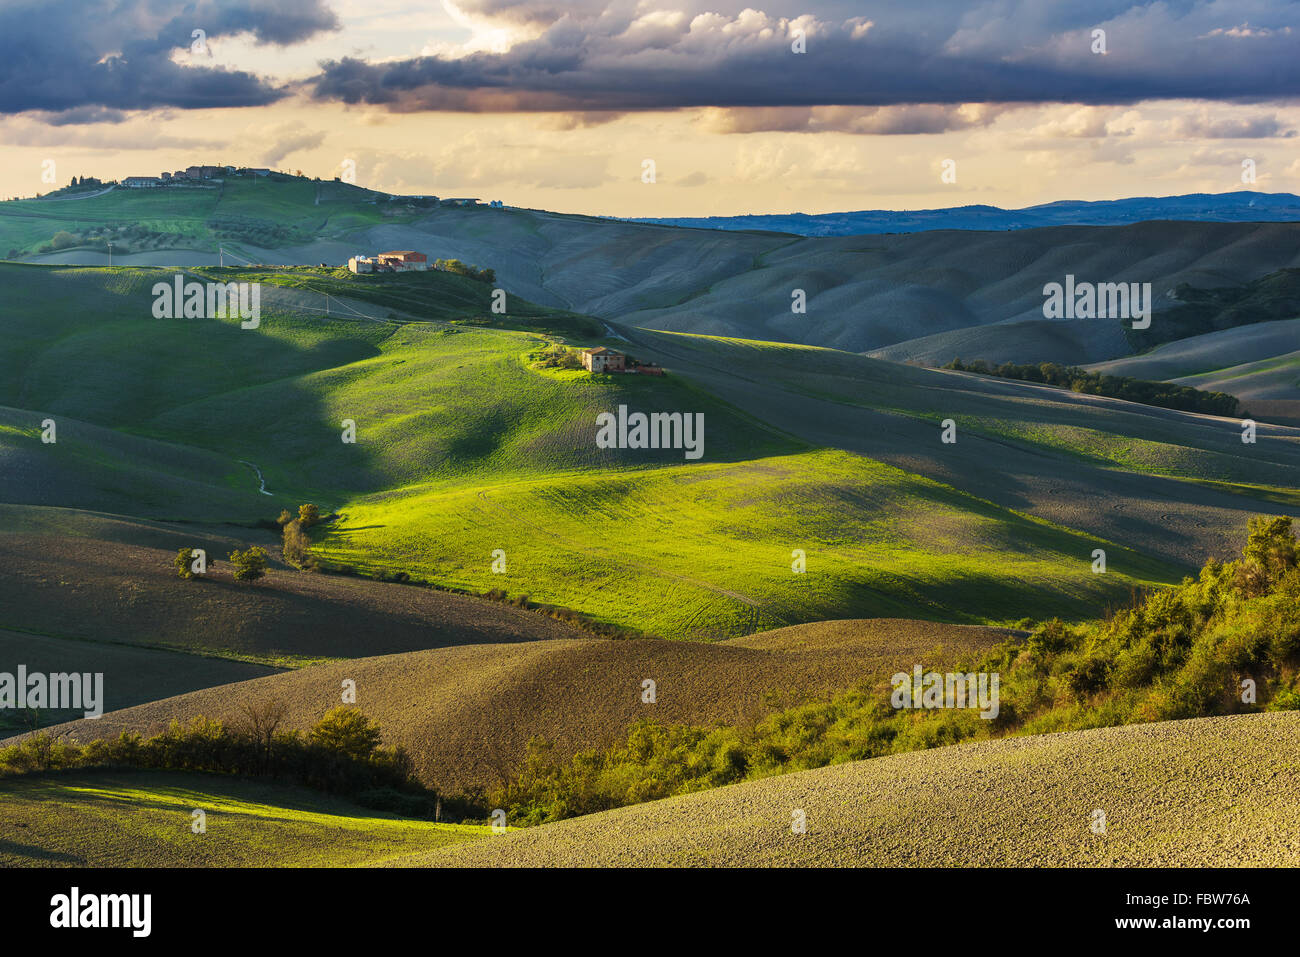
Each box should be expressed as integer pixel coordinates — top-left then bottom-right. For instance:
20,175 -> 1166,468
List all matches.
0,707 -> 480,819
535,343 -> 582,370
356,787 -> 433,817
48,230 -> 81,251
228,545 -> 269,582
433,258 -> 495,283
309,707 -> 382,762
1239,515 -> 1297,594
173,546 -> 202,579
1266,686 -> 1300,712
298,503 -> 320,527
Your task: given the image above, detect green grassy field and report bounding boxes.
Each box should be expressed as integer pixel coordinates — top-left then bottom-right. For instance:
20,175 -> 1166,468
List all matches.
4,261 -> 1280,644
0,262 -> 606,517
0,771 -> 490,867
312,448 -> 1175,638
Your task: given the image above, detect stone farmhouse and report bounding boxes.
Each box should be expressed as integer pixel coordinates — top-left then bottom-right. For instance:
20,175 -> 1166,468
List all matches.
348,250 -> 430,273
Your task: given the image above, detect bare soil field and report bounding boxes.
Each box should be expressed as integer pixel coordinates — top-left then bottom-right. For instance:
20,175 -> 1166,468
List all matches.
23,619 -> 1016,789
0,629 -> 275,733
0,511 -> 589,666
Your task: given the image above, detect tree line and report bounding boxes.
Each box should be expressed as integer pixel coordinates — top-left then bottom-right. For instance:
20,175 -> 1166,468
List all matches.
945,358 -> 1244,417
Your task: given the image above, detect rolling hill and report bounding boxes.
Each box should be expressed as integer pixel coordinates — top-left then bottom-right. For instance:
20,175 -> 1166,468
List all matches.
1087,316 -> 1300,425
632,191 -> 1300,236
2,181 -> 1298,873
27,618 -> 1019,789
392,711 -> 1300,867
2,260 -> 1297,645
9,711 -> 1298,867
11,261 -> 1276,644
0,504 -> 591,676
7,181 -> 1300,362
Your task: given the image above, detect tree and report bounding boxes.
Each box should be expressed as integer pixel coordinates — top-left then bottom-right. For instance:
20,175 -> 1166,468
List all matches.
228,545 -> 269,582
282,520 -> 311,568
1236,515 -> 1298,595
173,546 -> 203,579
277,509 -> 293,526
309,707 -> 382,761
298,503 -> 320,527
235,699 -> 288,772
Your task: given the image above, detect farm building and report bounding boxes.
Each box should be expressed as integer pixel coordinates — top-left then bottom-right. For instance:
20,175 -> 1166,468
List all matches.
122,176 -> 159,188
442,197 -> 479,207
582,348 -> 627,373
377,251 -> 428,270
348,251 -> 429,274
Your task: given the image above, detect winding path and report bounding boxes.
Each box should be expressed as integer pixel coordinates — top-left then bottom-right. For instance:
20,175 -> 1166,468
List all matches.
238,460 -> 273,496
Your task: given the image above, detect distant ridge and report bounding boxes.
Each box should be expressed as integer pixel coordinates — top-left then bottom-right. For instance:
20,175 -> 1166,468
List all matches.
629,191 -> 1300,236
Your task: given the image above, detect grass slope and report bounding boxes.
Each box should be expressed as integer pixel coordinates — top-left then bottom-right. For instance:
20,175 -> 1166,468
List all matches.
613,327 -> 1300,569
0,770 -> 489,867
0,177 -> 401,259
314,448 -> 1174,638
4,262 -> 1291,642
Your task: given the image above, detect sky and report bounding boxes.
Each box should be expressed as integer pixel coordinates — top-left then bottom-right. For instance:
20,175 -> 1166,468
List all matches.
0,0 -> 1298,216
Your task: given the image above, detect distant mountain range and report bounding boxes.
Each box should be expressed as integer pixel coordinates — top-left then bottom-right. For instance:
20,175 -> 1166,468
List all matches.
630,191 -> 1300,236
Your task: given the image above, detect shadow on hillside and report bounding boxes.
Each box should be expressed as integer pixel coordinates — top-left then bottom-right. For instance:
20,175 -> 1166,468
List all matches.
0,839 -> 85,865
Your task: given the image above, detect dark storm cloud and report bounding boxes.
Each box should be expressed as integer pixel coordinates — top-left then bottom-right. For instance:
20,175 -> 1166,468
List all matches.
309,1 -> 1300,112
0,0 -> 338,114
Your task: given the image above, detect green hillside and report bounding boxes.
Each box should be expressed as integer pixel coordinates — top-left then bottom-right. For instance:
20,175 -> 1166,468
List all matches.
0,261 -> 1197,640
313,448 -> 1173,638
9,181 -> 1300,368
0,176 -> 405,258
0,771 -> 490,867
0,262 -> 594,517
8,260 -> 1297,641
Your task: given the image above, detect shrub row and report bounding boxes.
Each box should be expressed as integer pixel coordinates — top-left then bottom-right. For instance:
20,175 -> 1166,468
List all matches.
1,705 -> 485,823
945,358 -> 1244,417
492,516 -> 1300,825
